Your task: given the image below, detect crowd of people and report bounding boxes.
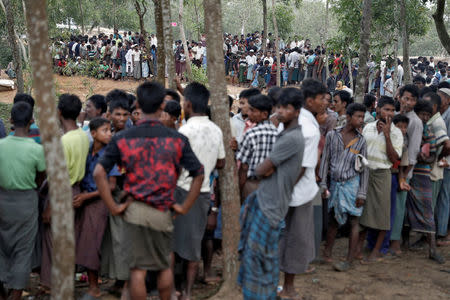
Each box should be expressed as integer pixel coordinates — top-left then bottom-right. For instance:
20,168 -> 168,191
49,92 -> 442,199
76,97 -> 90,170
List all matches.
0,30 -> 450,300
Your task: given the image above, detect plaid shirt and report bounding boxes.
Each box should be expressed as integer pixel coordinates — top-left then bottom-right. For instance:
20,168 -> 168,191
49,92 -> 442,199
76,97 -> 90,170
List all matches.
98,119 -> 204,211
236,120 -> 278,177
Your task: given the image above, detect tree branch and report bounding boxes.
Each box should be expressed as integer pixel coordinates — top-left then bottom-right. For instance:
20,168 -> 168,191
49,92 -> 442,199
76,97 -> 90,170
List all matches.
432,0 -> 450,55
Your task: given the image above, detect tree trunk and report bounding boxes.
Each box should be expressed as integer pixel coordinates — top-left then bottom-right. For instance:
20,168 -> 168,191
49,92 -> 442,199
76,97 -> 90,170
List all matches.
325,0 -> 329,80
24,1 -> 75,300
113,0 -> 117,32
261,0 -> 267,54
161,0 -> 176,90
393,32 -> 399,96
135,0 -> 151,57
400,0 -> 411,85
78,0 -> 85,35
272,0 -> 280,86
153,0 -> 166,86
21,0 -> 31,63
204,0 -> 241,298
2,0 -> 24,93
193,0 -> 201,40
179,0 -> 193,79
347,48 -> 353,90
354,0 -> 371,103
433,0 -> 450,55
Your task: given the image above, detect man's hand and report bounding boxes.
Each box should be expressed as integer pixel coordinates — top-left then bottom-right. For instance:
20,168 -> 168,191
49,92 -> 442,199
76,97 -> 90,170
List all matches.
42,206 -> 51,224
110,196 -> 133,216
399,179 -> 411,191
73,193 -> 88,208
230,137 -> 238,151
379,116 -> 391,137
356,198 -> 365,208
206,212 -> 218,231
171,203 -> 187,218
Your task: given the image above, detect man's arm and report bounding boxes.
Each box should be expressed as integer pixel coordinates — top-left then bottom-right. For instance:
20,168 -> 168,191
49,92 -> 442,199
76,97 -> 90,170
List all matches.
172,173 -> 204,216
94,164 -> 130,215
238,163 -> 249,191
255,158 -> 276,178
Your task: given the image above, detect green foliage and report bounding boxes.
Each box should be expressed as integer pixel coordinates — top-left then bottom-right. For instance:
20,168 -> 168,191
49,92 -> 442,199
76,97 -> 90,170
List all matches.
186,64 -> 208,87
0,103 -> 12,135
269,3 -> 295,40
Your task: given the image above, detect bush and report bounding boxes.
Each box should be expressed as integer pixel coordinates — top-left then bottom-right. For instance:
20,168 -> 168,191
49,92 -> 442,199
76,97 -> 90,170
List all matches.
186,64 -> 208,87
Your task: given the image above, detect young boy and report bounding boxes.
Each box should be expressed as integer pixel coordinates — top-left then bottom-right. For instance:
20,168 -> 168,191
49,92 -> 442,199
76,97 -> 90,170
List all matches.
0,102 -> 46,300
41,94 -> 90,288
106,90 -> 130,133
238,87 -> 305,299
320,103 -> 368,271
94,82 -> 204,300
82,94 -> 107,142
236,94 -> 278,201
230,88 -> 261,148
333,90 -> 353,129
160,100 -> 181,129
76,118 -> 121,299
9,93 -> 41,144
257,60 -> 271,90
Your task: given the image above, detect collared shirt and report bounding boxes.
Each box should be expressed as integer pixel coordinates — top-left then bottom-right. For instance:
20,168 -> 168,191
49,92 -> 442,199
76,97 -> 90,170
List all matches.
236,119 -> 278,177
427,112 -> 449,180
319,127 -> 369,200
362,121 -> 403,170
290,109 -> 321,206
81,146 -> 121,193
230,112 -> 245,143
98,119 -> 204,211
177,116 -> 225,193
335,114 -> 347,129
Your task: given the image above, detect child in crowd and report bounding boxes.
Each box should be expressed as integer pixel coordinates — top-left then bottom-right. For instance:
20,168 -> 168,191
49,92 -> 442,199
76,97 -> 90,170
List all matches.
0,102 -> 46,300
9,93 -> 41,144
130,102 -> 143,126
106,90 -> 130,133
230,88 -> 261,148
82,94 -> 107,142
161,100 -> 181,129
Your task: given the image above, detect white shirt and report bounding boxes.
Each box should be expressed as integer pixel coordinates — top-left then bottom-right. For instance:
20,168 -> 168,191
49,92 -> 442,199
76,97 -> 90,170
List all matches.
195,46 -> 204,60
246,55 -> 257,65
177,116 -> 225,192
289,51 -> 300,68
397,65 -> 404,86
263,56 -> 274,66
231,45 -> 238,54
151,37 -> 157,47
383,78 -> 394,97
231,113 -> 246,143
132,50 -> 141,62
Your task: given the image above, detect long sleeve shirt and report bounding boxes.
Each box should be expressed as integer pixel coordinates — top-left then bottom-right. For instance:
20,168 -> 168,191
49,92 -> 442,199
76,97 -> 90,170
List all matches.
405,111 -> 424,177
319,128 -> 369,200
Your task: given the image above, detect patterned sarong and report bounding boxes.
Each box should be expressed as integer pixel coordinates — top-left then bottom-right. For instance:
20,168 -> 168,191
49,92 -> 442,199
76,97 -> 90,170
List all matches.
406,174 -> 435,233
328,175 -> 361,225
237,193 -> 282,300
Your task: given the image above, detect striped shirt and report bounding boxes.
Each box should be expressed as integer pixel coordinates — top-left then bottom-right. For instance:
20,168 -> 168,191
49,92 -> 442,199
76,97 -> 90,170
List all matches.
319,128 -> 369,200
413,125 -> 436,176
427,112 -> 449,180
362,121 -> 403,170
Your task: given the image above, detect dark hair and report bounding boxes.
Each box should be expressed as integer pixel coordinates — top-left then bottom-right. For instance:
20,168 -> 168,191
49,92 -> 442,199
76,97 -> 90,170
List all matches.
393,114 -> 409,125
423,92 -> 441,111
399,84 -> 419,99
239,88 -> 261,99
377,96 -> 395,109
413,75 -> 426,85
106,89 -> 128,105
334,90 -> 353,108
137,81 -> 165,114
58,94 -> 82,120
414,99 -> 433,114
419,86 -> 434,98
278,87 -> 303,110
438,81 -> 450,89
165,89 -> 181,103
164,100 -> 181,118
301,79 -> 327,101
184,82 -> 210,114
346,103 -> 366,116
126,93 -> 136,110
363,94 -> 376,109
13,93 -> 35,109
228,95 -> 234,109
248,94 -> 273,116
109,98 -> 130,113
11,102 -> 33,127
87,94 -> 107,114
89,117 -> 110,131
268,86 -> 282,107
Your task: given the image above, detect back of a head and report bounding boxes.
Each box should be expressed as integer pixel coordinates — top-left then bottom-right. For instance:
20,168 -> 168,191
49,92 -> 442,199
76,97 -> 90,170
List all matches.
13,93 -> 35,110
399,84 -> 419,99
335,90 -> 353,106
346,103 -> 366,116
58,94 -> 82,120
438,81 -> 450,89
423,92 -> 441,111
413,75 -> 426,85
165,89 -> 181,103
393,114 -> 409,125
419,86 -> 434,98
363,94 -> 376,109
377,96 -> 395,109
248,94 -> 273,116
278,87 -> 303,110
184,82 -> 210,114
137,81 -> 165,114
11,102 -> 33,128
301,79 -> 327,101
414,99 -> 433,114
164,100 -> 182,119
268,86 -> 282,107
88,94 -> 107,114
239,88 -> 261,100
89,117 -> 110,131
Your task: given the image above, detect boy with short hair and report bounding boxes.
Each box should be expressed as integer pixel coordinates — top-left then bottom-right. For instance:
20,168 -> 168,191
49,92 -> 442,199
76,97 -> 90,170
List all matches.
94,82 -> 204,300
160,100 -> 181,129
333,90 -> 353,129
236,94 -> 278,201
106,89 -> 131,133
230,88 -> 261,146
320,103 -> 368,271
9,93 -> 41,144
238,87 -> 305,299
0,102 -> 46,300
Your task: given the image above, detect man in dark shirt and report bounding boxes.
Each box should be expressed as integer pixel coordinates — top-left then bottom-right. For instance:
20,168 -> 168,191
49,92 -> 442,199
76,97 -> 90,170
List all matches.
94,82 -> 204,300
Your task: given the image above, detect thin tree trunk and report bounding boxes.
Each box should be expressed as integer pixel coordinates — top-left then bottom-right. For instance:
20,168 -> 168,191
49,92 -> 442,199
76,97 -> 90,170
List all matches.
21,0 -> 31,63
400,0 -> 411,85
78,0 -> 85,35
272,0 -> 280,86
325,0 -> 329,80
347,48 -> 353,90
354,0 -> 371,103
179,0 -> 193,79
261,0 -> 267,54
24,1 -> 75,300
433,0 -> 450,55
2,0 -> 24,93
153,0 -> 166,86
204,0 -> 241,297
135,0 -> 151,56
113,0 -> 117,31
393,32 -> 399,96
161,0 -> 176,90
193,0 -> 201,40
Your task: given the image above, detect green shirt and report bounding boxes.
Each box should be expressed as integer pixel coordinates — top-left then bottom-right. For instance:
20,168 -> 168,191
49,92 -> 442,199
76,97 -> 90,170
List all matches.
62,128 -> 90,185
0,136 -> 46,190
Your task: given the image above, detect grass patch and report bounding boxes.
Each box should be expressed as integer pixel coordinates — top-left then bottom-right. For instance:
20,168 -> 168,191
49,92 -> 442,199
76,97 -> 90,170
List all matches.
0,102 -> 12,134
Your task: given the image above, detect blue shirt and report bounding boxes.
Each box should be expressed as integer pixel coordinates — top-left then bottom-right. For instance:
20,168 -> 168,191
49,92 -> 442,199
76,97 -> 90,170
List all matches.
81,146 -> 121,192
9,123 -> 41,144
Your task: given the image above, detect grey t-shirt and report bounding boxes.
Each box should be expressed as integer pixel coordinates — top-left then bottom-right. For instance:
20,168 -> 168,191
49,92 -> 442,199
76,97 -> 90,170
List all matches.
257,125 -> 305,227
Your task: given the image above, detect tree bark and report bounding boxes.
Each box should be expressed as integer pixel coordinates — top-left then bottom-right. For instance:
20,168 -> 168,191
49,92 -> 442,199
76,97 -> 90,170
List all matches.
135,0 -> 151,56
354,0 -> 371,103
21,0 -> 31,63
433,0 -> 450,55
161,0 -> 176,90
325,0 -> 329,80
393,31 -> 399,96
400,0 -> 411,85
24,1 -> 75,300
2,0 -> 24,93
272,0 -> 280,86
261,0 -> 267,54
179,0 -> 193,79
347,48 -> 353,90
78,0 -> 85,35
204,0 -> 241,298
153,0 -> 166,86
